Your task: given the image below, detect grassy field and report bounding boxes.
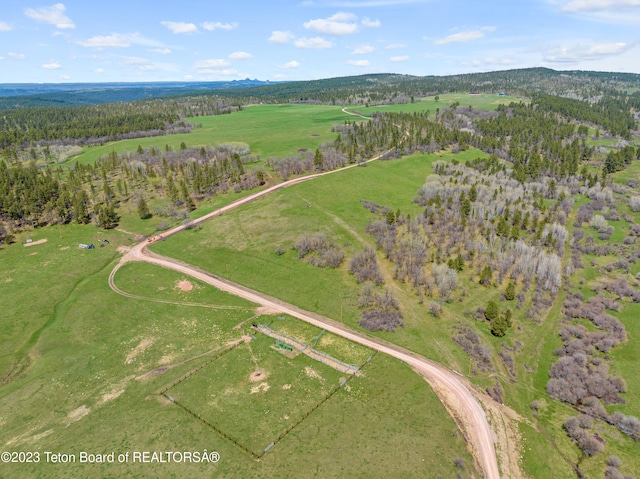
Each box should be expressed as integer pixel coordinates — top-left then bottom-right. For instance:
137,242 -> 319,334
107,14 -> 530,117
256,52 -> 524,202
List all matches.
346,92 -> 525,116
70,104 -> 350,166
166,335 -> 346,455
69,96 -> 523,167
151,151 -> 478,367
0,223 -> 128,384
0,237 -> 476,478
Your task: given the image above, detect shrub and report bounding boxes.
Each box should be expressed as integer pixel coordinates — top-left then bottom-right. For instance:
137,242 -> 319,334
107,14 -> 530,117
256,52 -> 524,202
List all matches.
293,233 -> 345,268
349,247 -> 384,284
358,286 -> 404,332
590,214 -> 608,230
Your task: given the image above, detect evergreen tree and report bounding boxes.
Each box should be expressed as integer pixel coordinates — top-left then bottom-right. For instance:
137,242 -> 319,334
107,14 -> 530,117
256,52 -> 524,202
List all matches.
314,148 -> 324,170
469,183 -> 478,202
386,210 -> 396,225
137,197 -> 151,219
180,180 -> 195,211
505,282 -> 516,301
491,315 -> 508,337
74,190 -> 91,224
166,174 -> 179,203
497,216 -> 509,236
97,203 -> 118,229
485,300 -> 499,321
480,265 -> 493,285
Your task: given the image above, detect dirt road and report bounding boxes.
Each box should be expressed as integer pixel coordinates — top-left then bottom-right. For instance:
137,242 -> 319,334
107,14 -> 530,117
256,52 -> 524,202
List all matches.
113,137 -> 506,478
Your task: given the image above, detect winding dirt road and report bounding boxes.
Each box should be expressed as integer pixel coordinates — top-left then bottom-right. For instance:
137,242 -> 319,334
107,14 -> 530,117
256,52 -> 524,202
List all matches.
111,122 -> 505,478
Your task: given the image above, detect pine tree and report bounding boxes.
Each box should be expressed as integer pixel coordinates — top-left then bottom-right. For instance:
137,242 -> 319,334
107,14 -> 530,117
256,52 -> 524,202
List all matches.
485,300 -> 499,321
314,148 -> 324,170
180,180 -> 195,211
490,315 -> 508,337
97,203 -> 118,229
74,190 -> 91,224
386,210 -> 396,225
480,265 -> 493,285
505,282 -> 516,301
137,197 -> 151,219
497,216 -> 509,236
469,183 -> 478,202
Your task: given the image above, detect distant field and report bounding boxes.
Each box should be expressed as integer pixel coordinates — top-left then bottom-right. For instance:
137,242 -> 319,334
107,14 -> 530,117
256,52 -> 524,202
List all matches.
346,93 -> 525,116
71,104 -> 349,166
70,96 -> 520,167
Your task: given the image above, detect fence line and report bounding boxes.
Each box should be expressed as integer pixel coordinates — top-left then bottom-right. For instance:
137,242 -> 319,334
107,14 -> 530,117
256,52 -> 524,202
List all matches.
159,340 -> 243,395
255,324 -> 360,375
159,336 -> 378,459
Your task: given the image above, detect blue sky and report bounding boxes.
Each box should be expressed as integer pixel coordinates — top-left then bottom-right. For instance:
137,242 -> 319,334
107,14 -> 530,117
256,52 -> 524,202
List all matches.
0,0 -> 639,83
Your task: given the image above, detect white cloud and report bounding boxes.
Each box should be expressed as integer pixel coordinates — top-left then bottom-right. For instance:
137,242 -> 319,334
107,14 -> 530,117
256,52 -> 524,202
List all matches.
353,44 -> 375,54
122,56 -> 149,65
294,37 -> 333,49
304,12 -> 359,35
543,42 -> 633,62
199,68 -> 238,76
0,56 -> 4,60
25,3 -> 75,29
58,75 -> 71,80
195,59 -> 231,70
0,22 -> 12,32
386,43 -> 406,49
482,56 -> 518,65
229,51 -> 252,59
42,61 -> 61,69
281,60 -> 301,68
269,30 -> 295,43
557,0 -> 640,22
561,0 -> 640,12
361,17 -> 381,27
151,48 -> 172,54
8,52 -> 26,59
348,59 -> 370,66
434,27 -> 495,45
161,21 -> 198,34
139,65 -> 158,71
461,56 -> 518,68
77,32 -> 161,48
202,21 -> 238,31
389,55 -> 409,62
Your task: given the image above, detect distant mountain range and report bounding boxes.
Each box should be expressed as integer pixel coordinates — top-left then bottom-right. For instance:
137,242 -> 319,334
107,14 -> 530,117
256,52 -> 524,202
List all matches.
2,68 -> 640,110
0,79 -> 276,109
0,78 -> 274,97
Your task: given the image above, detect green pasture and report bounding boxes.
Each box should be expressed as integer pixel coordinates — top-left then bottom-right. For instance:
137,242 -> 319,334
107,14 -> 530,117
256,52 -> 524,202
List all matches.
0,239 -> 476,478
0,223 -> 127,383
167,336 -> 345,454
343,93 -> 524,117
151,150 -> 487,369
70,104 -> 351,166
69,96 -> 521,167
